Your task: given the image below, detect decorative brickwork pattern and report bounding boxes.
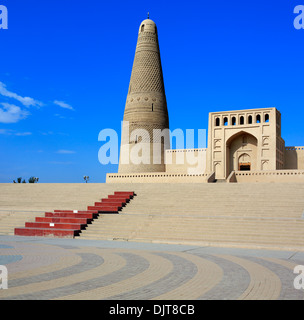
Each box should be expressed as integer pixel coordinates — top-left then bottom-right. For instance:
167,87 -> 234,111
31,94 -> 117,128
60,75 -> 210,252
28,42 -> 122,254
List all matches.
129,51 -> 164,93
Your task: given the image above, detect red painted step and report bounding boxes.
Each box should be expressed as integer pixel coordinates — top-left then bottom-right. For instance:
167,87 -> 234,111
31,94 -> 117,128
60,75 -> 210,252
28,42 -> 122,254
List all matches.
95,202 -> 125,207
14,227 -> 79,238
14,191 -> 135,238
114,191 -> 134,198
107,195 -> 130,202
45,212 -> 97,219
88,205 -> 121,210
25,222 -> 86,230
108,194 -> 131,198
54,210 -> 98,214
87,206 -> 120,213
115,191 -> 134,194
99,199 -> 127,205
36,217 -> 89,224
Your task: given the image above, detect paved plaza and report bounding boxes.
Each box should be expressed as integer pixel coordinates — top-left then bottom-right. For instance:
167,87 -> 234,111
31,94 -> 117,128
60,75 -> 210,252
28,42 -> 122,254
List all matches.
0,235 -> 304,300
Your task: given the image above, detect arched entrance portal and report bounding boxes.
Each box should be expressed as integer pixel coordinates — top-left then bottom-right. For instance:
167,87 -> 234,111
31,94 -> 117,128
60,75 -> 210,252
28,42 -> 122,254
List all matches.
226,132 -> 258,177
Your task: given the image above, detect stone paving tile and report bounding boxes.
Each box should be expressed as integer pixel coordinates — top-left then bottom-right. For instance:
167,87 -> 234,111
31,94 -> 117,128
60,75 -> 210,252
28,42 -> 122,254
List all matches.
152,252 -> 223,300
197,254 -> 250,300
247,256 -> 304,300
105,252 -> 197,300
9,254 -> 81,281
291,252 -> 304,261
0,255 -> 23,265
9,252 -> 103,287
217,254 -> 282,300
1,251 -> 143,300
52,251 -> 149,300
60,251 -> 173,300
0,236 -> 304,300
0,244 -> 13,249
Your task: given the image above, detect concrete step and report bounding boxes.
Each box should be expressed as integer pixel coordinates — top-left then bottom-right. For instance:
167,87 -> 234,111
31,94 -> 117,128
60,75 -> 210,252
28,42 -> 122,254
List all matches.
45,212 -> 98,219
25,222 -> 87,230
2,183 -> 304,249
14,227 -> 79,238
10,190 -> 135,239
87,206 -> 122,213
35,216 -> 89,224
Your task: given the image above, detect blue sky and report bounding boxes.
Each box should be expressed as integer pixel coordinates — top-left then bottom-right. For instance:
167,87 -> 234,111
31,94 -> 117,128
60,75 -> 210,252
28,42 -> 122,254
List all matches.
0,0 -> 303,183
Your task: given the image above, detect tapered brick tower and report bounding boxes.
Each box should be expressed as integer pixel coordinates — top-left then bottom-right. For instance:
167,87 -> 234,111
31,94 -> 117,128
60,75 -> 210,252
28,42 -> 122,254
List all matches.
118,18 -> 170,173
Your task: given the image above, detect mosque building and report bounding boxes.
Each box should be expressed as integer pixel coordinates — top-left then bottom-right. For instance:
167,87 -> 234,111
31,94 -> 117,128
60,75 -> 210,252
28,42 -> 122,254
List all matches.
107,17 -> 304,183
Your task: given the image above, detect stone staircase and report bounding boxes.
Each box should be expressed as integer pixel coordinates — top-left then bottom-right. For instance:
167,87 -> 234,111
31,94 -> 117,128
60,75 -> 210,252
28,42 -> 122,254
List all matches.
14,191 -> 135,238
0,210 -> 45,235
1,183 -> 304,250
214,179 -> 227,183
78,183 -> 304,250
0,184 -> 135,235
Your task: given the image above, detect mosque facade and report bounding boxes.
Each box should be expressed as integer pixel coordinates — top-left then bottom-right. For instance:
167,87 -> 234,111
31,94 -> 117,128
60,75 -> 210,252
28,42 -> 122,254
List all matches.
107,18 -> 304,183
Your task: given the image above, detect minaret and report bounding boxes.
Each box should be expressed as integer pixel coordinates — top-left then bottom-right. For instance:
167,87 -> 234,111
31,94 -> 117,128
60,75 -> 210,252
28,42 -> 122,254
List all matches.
118,17 -> 170,173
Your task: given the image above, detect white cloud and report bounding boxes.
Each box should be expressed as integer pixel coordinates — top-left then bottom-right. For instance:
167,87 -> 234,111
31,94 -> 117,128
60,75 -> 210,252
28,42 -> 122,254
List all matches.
54,113 -> 67,119
0,128 -> 32,136
40,131 -> 54,135
15,132 -> 32,136
0,103 -> 30,123
56,149 -> 76,154
54,100 -> 74,111
0,82 -> 43,107
0,129 -> 11,135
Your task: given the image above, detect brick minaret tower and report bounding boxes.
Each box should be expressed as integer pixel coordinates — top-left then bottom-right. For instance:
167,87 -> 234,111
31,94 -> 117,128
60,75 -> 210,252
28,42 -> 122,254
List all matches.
118,18 -> 170,173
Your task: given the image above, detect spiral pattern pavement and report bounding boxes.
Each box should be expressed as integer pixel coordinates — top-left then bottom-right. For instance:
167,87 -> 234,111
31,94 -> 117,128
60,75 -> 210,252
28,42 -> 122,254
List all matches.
0,236 -> 303,300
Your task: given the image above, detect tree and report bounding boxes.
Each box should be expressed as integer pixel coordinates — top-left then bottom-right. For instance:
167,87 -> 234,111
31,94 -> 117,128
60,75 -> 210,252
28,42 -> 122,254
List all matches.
28,177 -> 39,183
17,177 -> 22,183
28,177 -> 35,183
